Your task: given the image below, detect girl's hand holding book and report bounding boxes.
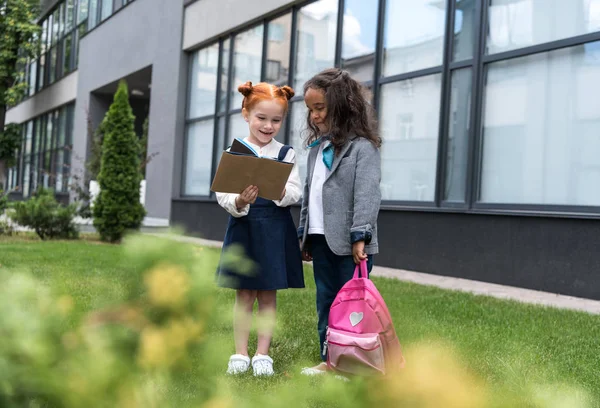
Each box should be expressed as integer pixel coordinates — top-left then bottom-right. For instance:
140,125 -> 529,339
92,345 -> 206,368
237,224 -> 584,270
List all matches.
235,185 -> 259,209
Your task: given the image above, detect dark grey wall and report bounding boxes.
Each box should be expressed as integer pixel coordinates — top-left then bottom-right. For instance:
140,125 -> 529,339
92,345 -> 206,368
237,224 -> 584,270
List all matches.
171,200 -> 600,300
72,0 -> 187,224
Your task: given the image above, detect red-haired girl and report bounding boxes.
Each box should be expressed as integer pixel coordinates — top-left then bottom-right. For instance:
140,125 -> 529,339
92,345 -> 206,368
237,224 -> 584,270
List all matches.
216,81 -> 304,376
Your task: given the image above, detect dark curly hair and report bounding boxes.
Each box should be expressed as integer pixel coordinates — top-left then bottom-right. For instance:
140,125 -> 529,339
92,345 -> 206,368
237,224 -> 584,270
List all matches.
303,68 -> 381,150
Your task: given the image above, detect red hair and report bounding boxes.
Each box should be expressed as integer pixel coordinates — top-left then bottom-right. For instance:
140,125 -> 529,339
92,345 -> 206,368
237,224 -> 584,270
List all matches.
238,81 -> 295,113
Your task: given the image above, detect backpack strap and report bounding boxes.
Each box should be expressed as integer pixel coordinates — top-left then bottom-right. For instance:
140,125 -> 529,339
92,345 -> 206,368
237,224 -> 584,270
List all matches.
352,260 -> 369,279
277,145 -> 293,161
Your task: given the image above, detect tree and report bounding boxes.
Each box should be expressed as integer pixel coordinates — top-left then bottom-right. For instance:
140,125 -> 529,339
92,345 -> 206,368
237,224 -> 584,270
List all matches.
0,0 -> 41,189
92,80 -> 146,242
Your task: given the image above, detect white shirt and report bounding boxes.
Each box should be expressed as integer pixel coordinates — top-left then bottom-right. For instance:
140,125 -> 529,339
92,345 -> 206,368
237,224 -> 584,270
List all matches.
216,137 -> 303,218
307,141 -> 330,235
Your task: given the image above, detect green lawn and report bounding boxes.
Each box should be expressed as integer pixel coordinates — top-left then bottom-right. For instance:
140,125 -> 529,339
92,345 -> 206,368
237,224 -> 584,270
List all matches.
1,235 -> 599,407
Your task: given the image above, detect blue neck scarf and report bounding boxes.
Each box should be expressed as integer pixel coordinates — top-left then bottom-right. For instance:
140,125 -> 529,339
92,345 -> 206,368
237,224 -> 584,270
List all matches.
308,137 -> 334,170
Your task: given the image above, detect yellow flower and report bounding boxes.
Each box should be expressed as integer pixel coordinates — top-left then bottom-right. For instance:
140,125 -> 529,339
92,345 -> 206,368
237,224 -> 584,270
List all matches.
137,318 -> 204,369
375,343 -> 488,408
138,325 -> 172,368
144,263 -> 190,310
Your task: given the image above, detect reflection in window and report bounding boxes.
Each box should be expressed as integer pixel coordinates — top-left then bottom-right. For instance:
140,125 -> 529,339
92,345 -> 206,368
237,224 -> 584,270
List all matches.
294,0 -> 338,90
383,0 -> 447,76
218,39 -> 230,113
453,0 -> 476,61
444,68 -> 472,202
266,14 -> 291,86
88,0 -> 98,30
487,0 -> 600,54
481,42 -> 600,205
78,0 -> 89,23
214,116 -> 226,167
101,0 -> 112,21
289,102 -> 309,182
379,74 -> 442,201
66,0 -> 75,31
231,26 -> 264,109
341,0 -> 378,82
28,62 -> 37,96
227,113 -> 249,146
184,120 -> 215,196
188,43 -> 219,119
49,47 -> 57,84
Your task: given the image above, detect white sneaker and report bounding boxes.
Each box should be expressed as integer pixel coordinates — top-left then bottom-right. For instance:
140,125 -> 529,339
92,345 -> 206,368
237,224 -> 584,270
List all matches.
300,362 -> 328,376
226,354 -> 250,375
251,354 -> 274,376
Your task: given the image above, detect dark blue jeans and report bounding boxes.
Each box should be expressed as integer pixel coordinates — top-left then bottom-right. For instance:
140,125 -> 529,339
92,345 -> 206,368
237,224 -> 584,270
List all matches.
309,234 -> 373,361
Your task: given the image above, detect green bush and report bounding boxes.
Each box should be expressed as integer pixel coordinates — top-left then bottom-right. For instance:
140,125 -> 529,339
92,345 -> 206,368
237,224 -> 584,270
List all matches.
92,80 -> 146,242
0,190 -> 8,213
0,219 -> 13,236
9,189 -> 78,240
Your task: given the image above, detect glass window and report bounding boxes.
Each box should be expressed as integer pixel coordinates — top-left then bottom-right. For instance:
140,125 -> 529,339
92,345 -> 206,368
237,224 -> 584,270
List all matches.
45,115 -> 54,154
383,0 -> 447,76
214,116 -> 226,166
227,113 -> 248,146
22,162 -> 30,198
444,68 -> 472,202
78,0 -> 89,24
52,10 -> 59,44
231,26 -> 264,109
38,54 -> 45,90
341,0 -> 378,82
184,119 -> 215,196
25,121 -> 33,155
88,0 -> 98,30
49,47 -> 57,84
74,23 -> 86,69
58,107 -> 67,147
487,0 -> 600,54
46,14 -> 54,49
379,74 -> 443,201
101,0 -> 112,21
66,0 -> 75,32
55,149 -> 65,192
188,43 -> 219,119
266,14 -> 292,86
63,34 -> 73,74
453,0 -> 476,61
289,101 -> 309,183
294,0 -> 338,90
41,21 -> 48,54
218,39 -> 230,113
28,61 -> 37,96
480,41 -> 600,206
58,3 -> 65,39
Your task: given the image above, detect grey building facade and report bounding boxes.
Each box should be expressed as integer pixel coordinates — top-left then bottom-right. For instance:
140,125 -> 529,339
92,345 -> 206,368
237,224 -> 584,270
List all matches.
6,0 -> 600,299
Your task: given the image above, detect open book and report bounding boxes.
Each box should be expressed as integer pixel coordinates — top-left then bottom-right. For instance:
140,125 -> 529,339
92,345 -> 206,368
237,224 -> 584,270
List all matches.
210,138 -> 293,201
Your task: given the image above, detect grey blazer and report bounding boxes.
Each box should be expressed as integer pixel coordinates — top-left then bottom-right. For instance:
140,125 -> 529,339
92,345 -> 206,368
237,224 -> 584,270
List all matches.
298,136 -> 381,256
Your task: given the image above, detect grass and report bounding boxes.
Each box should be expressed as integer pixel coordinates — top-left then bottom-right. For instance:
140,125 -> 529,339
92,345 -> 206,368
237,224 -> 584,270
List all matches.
1,235 -> 600,405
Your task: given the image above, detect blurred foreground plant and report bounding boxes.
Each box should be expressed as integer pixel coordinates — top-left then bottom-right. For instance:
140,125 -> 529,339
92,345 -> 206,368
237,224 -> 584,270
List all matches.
0,234 -> 594,408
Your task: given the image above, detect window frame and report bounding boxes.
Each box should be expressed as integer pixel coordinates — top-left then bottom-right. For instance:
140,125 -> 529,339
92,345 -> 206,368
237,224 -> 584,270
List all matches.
176,0 -> 600,218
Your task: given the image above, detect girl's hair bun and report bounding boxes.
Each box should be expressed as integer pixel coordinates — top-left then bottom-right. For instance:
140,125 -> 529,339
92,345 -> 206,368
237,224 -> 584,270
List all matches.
238,81 -> 253,97
279,85 -> 295,100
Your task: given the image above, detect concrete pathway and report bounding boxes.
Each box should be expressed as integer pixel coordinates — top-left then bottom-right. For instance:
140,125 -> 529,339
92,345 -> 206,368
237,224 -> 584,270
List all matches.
149,233 -> 600,315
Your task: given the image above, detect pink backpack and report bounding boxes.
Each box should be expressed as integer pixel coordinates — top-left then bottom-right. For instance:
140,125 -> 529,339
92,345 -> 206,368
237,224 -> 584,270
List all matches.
326,260 -> 406,376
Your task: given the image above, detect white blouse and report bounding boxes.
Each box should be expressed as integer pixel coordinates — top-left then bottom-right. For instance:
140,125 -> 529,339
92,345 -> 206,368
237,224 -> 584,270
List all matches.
307,140 -> 330,235
216,137 -> 303,217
